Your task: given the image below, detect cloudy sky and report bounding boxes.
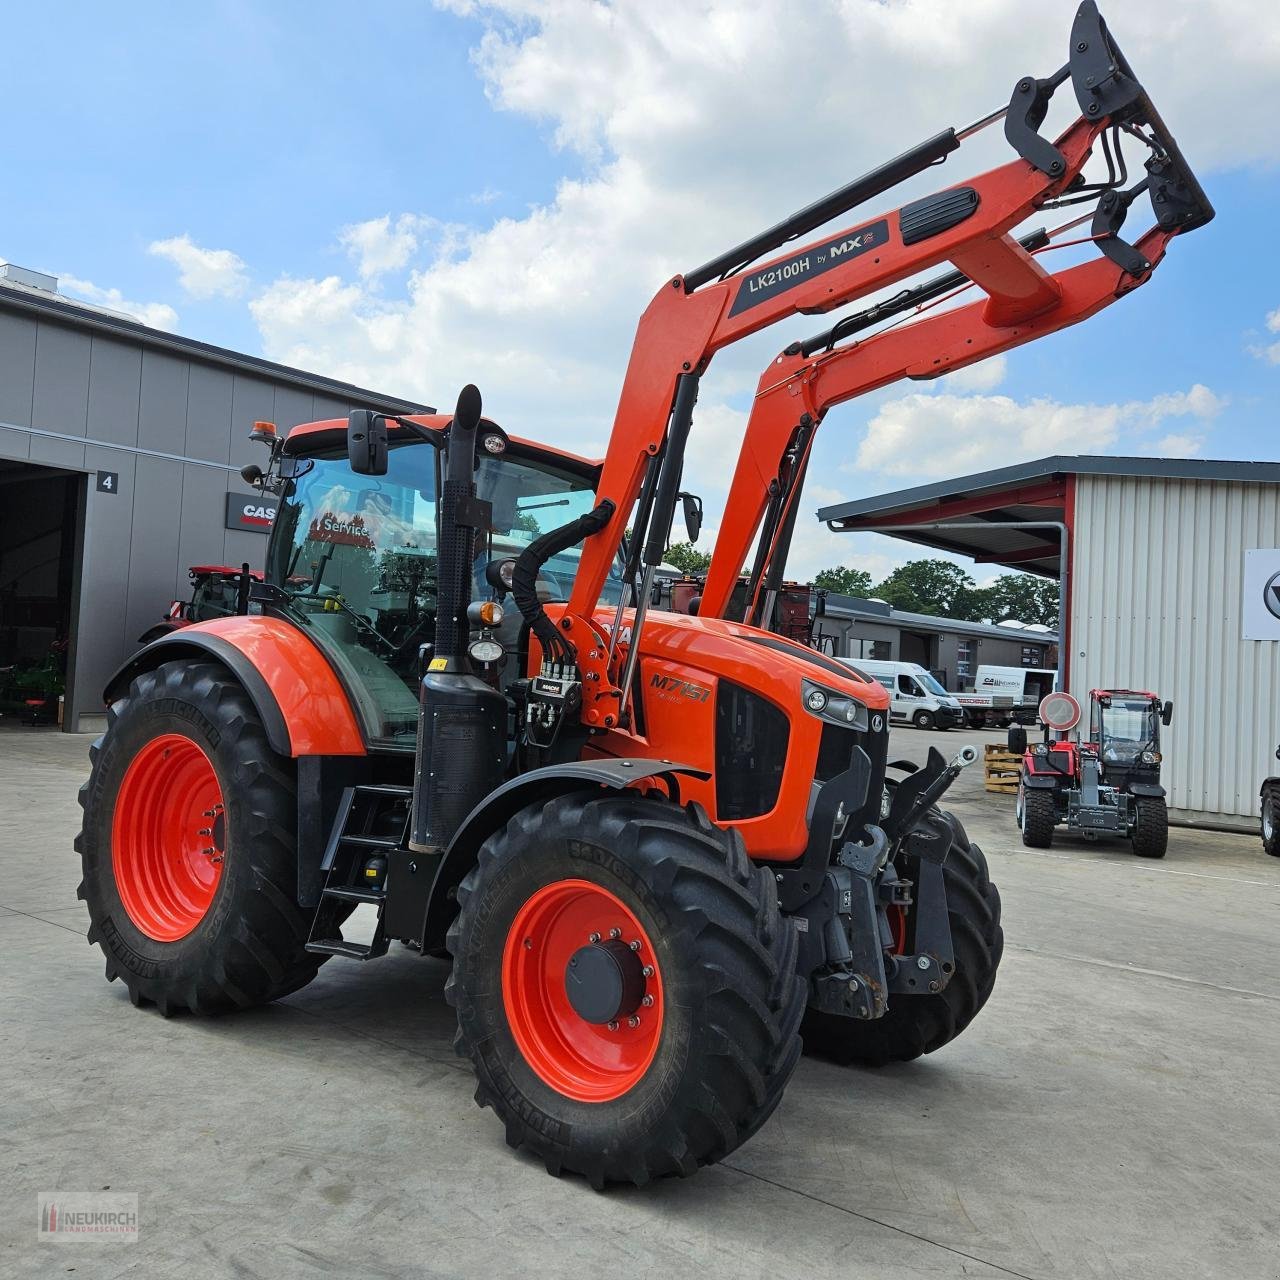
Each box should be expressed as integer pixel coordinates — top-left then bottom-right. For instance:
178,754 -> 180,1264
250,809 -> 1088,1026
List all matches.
4,0 -> 1277,582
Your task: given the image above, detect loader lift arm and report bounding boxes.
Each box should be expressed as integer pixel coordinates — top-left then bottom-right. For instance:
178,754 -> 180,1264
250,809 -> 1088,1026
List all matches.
559,1 -> 1210,723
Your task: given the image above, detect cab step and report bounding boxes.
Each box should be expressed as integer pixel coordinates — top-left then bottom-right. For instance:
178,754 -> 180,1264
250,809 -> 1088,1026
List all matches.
305,782 -> 411,962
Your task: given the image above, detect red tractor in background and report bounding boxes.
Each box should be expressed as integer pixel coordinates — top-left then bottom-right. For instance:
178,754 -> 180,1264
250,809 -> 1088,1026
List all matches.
137,565 -> 265,646
77,4 -> 1210,1187
1011,689 -> 1174,858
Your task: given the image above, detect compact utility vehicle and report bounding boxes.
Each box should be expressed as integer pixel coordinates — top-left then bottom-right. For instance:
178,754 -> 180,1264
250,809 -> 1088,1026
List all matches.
78,3 -> 1210,1187
1012,689 -> 1173,857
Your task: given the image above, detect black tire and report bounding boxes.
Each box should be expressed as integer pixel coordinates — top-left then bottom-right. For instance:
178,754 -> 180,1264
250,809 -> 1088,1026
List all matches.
76,659 -> 324,1015
1263,786 -> 1280,858
445,791 -> 805,1189
913,710 -> 935,730
1021,787 -> 1056,848
802,812 -> 1002,1066
1131,795 -> 1168,859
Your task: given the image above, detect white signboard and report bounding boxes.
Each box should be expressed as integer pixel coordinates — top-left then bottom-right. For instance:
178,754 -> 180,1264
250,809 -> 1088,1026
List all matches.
1243,548 -> 1280,640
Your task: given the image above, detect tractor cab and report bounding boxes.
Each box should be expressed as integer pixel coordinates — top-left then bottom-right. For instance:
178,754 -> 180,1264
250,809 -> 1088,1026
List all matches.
1088,689 -> 1171,785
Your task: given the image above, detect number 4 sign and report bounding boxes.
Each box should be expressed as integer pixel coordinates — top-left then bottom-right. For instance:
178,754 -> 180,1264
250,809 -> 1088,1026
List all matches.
96,470 -> 119,494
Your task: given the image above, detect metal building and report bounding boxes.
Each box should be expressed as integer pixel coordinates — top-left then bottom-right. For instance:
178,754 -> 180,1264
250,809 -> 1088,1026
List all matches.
811,592 -> 1057,689
0,267 -> 429,732
819,456 -> 1280,829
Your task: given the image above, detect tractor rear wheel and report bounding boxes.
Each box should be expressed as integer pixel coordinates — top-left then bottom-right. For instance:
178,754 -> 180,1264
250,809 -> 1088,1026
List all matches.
77,660 -> 324,1015
1020,786 -> 1056,848
446,791 -> 805,1188
802,811 -> 1002,1066
1131,795 -> 1169,859
1263,786 -> 1280,857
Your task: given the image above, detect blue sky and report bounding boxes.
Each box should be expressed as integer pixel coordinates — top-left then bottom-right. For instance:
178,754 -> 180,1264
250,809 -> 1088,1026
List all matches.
3,1 -> 1276,582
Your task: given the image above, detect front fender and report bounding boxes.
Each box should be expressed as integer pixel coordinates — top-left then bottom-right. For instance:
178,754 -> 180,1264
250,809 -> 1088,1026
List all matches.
1022,774 -> 1063,790
421,758 -> 709,949
104,616 -> 364,757
1127,781 -> 1166,798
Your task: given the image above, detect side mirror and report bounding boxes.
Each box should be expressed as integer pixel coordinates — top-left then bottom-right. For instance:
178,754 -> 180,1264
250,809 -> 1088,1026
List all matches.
679,492 -> 703,543
1161,700 -> 1173,726
1008,725 -> 1028,755
348,410 -> 388,476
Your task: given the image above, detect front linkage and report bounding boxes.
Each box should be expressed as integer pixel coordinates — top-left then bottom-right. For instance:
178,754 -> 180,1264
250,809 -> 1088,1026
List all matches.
777,745 -> 979,1023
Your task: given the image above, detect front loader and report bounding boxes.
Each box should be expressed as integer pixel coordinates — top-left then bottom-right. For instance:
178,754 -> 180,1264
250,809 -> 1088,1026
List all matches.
77,3 -> 1211,1188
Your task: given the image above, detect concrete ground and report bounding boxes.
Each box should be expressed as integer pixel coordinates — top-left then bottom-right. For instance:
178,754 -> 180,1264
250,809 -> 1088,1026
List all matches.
3,723 -> 1278,1280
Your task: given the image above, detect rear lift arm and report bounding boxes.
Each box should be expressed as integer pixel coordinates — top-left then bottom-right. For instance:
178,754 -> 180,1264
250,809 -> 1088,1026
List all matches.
556,1 -> 1210,726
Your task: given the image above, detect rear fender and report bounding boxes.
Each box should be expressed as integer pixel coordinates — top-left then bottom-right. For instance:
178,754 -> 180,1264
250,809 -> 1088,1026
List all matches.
418,758 -> 708,951
103,616 -> 364,758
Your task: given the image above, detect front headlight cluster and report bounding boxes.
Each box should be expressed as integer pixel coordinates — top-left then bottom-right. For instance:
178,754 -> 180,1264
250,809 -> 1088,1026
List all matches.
1141,749 -> 1162,764
1032,743 -> 1050,756
801,679 -> 869,732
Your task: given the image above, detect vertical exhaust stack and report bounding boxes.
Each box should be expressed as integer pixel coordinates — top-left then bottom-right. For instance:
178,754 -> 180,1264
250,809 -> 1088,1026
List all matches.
409,385 -> 508,855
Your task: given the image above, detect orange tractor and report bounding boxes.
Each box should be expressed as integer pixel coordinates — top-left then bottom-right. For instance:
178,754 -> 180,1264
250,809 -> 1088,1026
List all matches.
78,4 -> 1210,1187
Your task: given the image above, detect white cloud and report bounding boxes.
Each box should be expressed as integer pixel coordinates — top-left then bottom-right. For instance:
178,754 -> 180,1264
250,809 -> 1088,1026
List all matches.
1149,432 -> 1205,458
58,273 -> 179,331
149,234 -> 248,300
247,1 -> 1276,529
854,383 -> 1223,478
936,353 -> 1008,393
1249,306 -> 1280,364
339,214 -> 437,281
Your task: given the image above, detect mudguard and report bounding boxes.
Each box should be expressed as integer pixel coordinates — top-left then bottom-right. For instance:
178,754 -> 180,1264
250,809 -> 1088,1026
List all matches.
1128,781 -> 1166,798
1022,774 -> 1062,790
420,758 -> 709,949
103,616 -> 364,757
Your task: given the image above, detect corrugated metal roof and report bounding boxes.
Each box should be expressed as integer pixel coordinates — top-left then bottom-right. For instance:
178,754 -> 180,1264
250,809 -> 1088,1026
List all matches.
821,592 -> 1059,643
0,277 -> 433,414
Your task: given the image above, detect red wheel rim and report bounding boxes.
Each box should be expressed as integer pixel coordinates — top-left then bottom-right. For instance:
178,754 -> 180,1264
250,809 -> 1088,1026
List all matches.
502,879 -> 663,1103
112,734 -> 225,942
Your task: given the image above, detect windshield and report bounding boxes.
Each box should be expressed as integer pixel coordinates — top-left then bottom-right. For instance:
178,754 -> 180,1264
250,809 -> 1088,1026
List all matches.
1100,699 -> 1158,764
915,670 -> 949,697
266,442 -> 612,742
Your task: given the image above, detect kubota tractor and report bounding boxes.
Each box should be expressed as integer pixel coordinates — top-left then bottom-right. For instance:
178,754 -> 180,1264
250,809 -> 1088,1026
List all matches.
1011,689 -> 1174,857
77,3 -> 1211,1186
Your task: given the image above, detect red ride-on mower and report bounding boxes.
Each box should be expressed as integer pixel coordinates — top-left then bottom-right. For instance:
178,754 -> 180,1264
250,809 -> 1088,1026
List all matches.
137,565 -> 265,646
1010,690 -> 1173,858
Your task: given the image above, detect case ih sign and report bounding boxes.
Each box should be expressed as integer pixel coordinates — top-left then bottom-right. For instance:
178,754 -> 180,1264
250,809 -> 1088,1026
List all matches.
225,492 -> 276,534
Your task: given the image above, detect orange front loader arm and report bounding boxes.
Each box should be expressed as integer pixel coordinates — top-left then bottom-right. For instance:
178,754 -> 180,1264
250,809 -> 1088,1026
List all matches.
558,0 -> 1211,729
699,221 -> 1178,623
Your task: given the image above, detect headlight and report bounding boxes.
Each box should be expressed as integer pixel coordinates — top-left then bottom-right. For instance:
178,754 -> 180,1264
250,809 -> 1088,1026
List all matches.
468,638 -> 504,664
801,680 -> 869,732
1141,749 -> 1161,764
1033,743 -> 1049,756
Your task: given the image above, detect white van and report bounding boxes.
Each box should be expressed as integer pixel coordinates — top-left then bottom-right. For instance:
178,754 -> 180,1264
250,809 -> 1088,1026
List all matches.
837,658 -> 966,730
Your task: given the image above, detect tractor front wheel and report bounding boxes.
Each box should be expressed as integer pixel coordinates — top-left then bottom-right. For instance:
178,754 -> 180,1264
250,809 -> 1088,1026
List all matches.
1131,795 -> 1169,859
446,791 -> 804,1188
802,811 -> 1002,1066
77,660 -> 324,1015
1263,786 -> 1280,858
1020,786 -> 1057,848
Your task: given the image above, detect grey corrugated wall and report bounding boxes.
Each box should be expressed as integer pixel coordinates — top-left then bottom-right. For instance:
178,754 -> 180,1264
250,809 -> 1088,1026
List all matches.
0,305 -> 409,730
1071,473 -> 1280,825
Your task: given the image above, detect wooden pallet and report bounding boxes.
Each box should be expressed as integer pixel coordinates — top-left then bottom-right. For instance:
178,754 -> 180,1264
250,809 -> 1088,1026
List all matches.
983,744 -> 1022,794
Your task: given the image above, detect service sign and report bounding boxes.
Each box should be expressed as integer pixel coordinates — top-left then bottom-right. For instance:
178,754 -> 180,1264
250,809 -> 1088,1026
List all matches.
225,491 -> 277,534
1242,548 -> 1280,640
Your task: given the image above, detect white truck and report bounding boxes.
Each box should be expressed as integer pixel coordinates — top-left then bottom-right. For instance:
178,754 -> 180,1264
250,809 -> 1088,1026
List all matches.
838,658 -> 966,730
954,665 -> 1057,728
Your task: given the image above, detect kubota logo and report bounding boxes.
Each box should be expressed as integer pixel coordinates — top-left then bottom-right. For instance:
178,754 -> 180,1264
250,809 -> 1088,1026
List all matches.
1265,570 -> 1280,620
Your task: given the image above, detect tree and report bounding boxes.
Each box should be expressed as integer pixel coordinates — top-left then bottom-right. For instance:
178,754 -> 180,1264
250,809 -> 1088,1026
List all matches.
813,566 -> 874,596
663,541 -> 713,575
980,573 -> 1060,627
873,559 -> 978,617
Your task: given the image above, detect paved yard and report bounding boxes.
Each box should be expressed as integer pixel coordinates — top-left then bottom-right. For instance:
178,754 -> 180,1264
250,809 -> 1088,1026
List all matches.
2,724 -> 1277,1279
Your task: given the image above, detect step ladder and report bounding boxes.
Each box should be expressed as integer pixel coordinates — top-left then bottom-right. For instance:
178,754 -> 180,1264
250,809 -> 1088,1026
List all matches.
305,783 -> 412,960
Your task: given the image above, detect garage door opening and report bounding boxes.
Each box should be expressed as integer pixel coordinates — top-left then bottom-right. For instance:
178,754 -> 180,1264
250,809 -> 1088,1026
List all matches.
0,461 -> 84,728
